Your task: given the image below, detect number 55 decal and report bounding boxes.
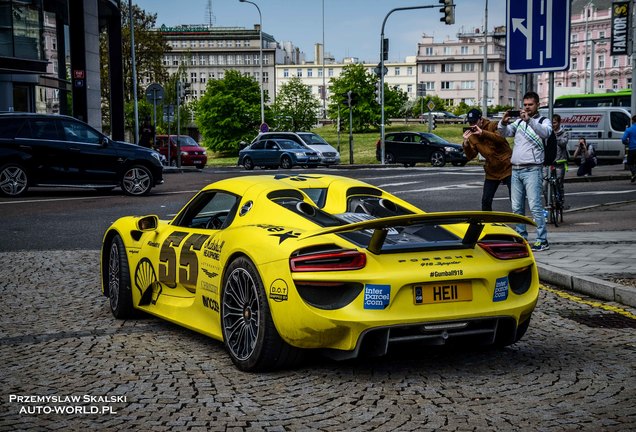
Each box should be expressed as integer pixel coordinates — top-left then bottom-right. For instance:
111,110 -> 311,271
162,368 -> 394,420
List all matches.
159,231 -> 210,293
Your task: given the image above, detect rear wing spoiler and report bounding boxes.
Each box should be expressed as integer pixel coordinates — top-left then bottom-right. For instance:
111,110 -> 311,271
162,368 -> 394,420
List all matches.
303,211 -> 535,254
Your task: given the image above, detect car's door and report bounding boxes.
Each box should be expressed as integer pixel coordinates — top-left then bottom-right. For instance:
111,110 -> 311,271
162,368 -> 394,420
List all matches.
264,140 -> 282,165
15,118 -> 74,183
384,133 -> 403,160
247,140 -> 266,165
415,134 -> 434,161
59,118 -> 119,184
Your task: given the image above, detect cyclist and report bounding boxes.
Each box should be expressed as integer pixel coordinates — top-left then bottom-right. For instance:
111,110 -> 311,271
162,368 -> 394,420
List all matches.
543,114 -> 569,207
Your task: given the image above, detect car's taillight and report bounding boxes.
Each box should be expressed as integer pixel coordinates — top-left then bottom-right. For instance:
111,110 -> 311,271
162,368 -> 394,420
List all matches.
478,241 -> 530,260
376,140 -> 381,150
290,250 -> 367,272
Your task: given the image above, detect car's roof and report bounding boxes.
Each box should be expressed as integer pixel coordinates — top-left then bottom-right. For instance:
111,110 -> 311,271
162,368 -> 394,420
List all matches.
0,112 -> 76,120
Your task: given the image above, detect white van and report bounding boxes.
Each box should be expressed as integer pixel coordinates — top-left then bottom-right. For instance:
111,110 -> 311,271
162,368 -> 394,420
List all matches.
539,107 -> 630,162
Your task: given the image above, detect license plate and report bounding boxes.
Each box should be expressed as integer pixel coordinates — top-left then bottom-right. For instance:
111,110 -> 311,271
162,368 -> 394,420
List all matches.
414,281 -> 472,304
310,157 -> 319,161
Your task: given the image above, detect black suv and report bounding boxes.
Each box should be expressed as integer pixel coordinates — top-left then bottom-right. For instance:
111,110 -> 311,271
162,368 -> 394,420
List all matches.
376,131 -> 467,167
0,113 -> 164,197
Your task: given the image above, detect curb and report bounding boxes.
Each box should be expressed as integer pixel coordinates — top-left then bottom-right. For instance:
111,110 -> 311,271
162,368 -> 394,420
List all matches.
537,263 -> 636,307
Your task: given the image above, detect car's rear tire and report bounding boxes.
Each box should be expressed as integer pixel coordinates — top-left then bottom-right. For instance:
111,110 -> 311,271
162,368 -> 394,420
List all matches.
243,157 -> 254,170
121,165 -> 153,196
0,163 -> 29,197
280,155 -> 292,169
107,234 -> 134,319
221,257 -> 302,371
430,151 -> 446,167
384,152 -> 396,164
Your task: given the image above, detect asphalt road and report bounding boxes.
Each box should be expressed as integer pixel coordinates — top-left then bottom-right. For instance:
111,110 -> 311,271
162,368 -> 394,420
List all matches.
1,165 -> 635,251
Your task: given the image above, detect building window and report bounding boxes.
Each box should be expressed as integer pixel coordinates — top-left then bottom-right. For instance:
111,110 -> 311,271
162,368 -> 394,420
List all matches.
296,68 -> 303,77
571,81 -> 577,87
461,63 -> 475,72
407,66 -> 413,76
328,68 -> 334,77
598,79 -> 604,89
318,68 -> 323,77
460,81 -> 475,89
422,64 -> 435,73
395,67 -> 401,76
424,81 -> 435,91
572,57 -> 578,69
598,55 -> 605,68
612,57 -> 619,68
612,79 -> 619,90
441,81 -> 451,90
263,72 -> 269,83
307,68 -> 313,77
599,31 -> 606,39
425,47 -> 433,56
283,68 -> 289,77
441,64 -> 454,73
460,46 -> 469,55
407,84 -> 413,93
443,47 -> 452,55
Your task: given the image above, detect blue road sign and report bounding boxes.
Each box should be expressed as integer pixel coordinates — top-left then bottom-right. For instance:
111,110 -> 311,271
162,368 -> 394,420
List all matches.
506,0 -> 570,73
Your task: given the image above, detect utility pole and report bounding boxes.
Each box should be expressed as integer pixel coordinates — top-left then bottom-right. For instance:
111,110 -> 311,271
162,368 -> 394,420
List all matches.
482,0 -> 488,116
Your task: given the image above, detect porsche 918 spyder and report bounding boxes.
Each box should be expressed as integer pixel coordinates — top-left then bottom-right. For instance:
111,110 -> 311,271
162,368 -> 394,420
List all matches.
101,174 -> 539,371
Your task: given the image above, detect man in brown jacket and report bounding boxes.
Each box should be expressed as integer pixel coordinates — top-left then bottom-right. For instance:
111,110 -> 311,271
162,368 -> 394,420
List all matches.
462,109 -> 512,211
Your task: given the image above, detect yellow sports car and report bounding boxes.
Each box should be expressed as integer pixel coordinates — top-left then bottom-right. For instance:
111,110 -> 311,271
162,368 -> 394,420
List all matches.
101,174 -> 538,371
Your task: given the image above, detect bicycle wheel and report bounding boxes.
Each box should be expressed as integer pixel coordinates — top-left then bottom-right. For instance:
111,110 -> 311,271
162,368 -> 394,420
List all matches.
549,183 -> 559,227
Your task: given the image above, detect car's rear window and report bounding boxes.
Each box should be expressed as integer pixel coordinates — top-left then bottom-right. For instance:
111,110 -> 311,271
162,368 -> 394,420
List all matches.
0,118 -> 25,138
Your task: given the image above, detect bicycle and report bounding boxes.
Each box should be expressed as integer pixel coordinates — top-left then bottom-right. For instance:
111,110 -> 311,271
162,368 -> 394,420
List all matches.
544,161 -> 566,226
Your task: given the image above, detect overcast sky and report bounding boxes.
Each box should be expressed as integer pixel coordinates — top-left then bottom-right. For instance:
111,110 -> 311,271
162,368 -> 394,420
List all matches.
133,0 -> 507,63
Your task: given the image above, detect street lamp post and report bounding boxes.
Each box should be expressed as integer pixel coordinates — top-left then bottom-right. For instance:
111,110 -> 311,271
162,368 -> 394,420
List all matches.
128,0 -> 139,144
239,0 -> 265,125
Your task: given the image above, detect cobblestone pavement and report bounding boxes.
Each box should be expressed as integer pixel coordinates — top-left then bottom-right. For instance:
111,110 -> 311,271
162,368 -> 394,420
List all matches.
1,251 -> 635,431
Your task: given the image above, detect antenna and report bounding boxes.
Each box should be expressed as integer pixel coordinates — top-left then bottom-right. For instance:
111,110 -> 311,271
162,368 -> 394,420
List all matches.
206,0 -> 216,27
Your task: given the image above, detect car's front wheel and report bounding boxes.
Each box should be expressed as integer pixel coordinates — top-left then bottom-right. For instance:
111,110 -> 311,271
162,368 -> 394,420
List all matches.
121,165 -> 153,196
280,155 -> 293,169
452,161 -> 468,167
107,234 -> 134,318
221,257 -> 301,371
0,163 -> 29,197
430,151 -> 446,167
243,157 -> 254,170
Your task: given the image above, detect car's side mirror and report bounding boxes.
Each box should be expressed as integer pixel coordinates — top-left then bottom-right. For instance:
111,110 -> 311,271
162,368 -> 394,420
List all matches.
101,136 -> 109,147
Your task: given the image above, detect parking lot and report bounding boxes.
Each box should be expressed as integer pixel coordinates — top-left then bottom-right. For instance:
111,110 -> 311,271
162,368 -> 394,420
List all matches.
1,250 -> 635,431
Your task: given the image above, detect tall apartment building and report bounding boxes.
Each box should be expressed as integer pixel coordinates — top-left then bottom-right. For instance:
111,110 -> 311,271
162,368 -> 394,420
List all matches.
275,46 -> 418,115
416,28 -> 523,109
536,0 -> 633,103
159,24 -> 299,103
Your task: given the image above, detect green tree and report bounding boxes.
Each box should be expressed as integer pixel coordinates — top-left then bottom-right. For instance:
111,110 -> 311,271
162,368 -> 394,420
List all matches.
99,3 -> 170,133
327,64 -> 378,132
196,70 -> 264,153
271,77 -> 320,131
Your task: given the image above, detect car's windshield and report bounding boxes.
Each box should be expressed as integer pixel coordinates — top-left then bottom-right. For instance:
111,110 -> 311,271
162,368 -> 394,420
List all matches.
279,140 -> 306,150
422,133 -> 449,145
175,136 -> 198,146
298,133 -> 328,145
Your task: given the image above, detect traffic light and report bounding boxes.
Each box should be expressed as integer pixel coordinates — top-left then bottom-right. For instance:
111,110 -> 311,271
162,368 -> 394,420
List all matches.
430,115 -> 437,130
375,81 -> 382,104
439,0 -> 455,25
182,82 -> 192,99
382,38 -> 389,61
342,91 -> 356,107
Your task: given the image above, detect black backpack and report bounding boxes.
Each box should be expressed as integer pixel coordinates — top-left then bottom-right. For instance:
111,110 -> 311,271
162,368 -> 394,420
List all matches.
539,116 -> 557,166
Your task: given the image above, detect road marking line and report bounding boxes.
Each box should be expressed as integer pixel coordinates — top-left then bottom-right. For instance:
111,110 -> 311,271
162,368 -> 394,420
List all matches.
541,285 -> 636,320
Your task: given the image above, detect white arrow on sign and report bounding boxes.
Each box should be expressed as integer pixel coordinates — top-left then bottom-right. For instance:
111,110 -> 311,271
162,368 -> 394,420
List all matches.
512,0 -> 533,60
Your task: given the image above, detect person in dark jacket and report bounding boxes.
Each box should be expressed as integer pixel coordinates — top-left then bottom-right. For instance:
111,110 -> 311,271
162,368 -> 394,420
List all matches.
139,117 -> 155,149
462,108 -> 512,211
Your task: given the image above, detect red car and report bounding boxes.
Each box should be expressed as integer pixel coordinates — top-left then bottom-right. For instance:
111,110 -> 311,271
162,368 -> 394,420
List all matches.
155,135 -> 207,169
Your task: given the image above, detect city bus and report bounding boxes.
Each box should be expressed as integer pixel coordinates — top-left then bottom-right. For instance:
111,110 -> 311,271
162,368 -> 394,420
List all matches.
553,90 -> 631,108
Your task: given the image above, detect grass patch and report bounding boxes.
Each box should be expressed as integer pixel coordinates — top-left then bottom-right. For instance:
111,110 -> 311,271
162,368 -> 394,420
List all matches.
207,122 -> 471,167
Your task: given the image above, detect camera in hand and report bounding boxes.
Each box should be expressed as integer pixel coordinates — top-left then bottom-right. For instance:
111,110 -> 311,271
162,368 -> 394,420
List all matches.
508,110 -> 521,117
463,126 -> 477,133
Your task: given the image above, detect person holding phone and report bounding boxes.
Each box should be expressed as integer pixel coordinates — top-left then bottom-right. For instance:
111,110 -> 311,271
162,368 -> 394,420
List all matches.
573,137 -> 596,177
498,91 -> 553,252
462,108 -> 512,211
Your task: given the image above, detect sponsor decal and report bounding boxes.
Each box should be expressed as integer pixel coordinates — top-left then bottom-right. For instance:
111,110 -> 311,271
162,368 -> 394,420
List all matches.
203,237 -> 225,261
364,284 -> 390,310
200,280 -> 218,294
202,295 -> 220,312
493,276 -> 509,302
397,255 -> 474,266
128,249 -> 139,254
147,241 -> 160,248
429,269 -> 463,278
270,230 -> 300,244
414,286 -> 423,304
201,268 -> 218,279
270,279 -> 288,302
273,174 -> 322,182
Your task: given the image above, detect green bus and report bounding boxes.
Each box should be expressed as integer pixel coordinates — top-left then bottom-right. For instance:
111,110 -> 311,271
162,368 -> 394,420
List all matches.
554,89 -> 631,108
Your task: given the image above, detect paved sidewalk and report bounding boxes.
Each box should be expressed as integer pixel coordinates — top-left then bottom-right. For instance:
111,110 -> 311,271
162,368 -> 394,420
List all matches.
534,163 -> 636,307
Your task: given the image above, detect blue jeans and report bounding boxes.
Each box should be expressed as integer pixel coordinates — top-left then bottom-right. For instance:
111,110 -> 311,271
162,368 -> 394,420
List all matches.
511,166 -> 547,243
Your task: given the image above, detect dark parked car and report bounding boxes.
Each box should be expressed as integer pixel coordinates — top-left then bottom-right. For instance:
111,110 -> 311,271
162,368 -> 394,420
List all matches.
0,113 -> 164,197
155,134 -> 207,168
238,138 -> 320,170
376,132 -> 467,167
